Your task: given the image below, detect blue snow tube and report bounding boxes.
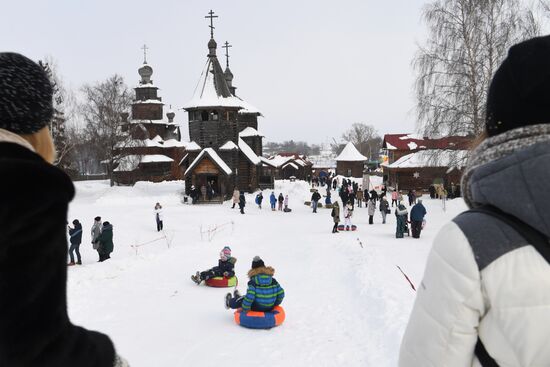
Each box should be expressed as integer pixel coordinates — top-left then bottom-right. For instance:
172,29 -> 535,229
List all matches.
234,306 -> 285,329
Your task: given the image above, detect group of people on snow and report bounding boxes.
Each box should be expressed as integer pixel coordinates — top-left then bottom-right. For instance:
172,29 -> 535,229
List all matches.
67,215 -> 116,265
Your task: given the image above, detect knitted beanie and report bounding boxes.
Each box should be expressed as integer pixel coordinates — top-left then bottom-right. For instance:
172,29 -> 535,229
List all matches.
486,35 -> 550,136
251,256 -> 265,269
0,53 -> 53,134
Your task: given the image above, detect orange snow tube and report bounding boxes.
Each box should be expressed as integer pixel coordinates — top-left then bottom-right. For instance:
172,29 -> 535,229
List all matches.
234,306 -> 285,329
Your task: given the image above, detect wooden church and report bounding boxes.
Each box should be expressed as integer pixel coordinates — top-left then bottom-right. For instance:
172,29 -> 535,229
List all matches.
180,11 -> 267,201
113,53 -> 188,185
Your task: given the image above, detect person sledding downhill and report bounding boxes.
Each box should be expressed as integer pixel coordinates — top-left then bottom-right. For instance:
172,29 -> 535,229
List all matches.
225,256 -> 285,312
191,247 -> 236,285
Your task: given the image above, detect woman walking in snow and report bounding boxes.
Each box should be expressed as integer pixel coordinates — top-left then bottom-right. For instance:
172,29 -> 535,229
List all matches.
331,201 -> 340,233
154,202 -> 163,231
399,36 -> 550,366
367,198 -> 376,224
91,216 -> 102,261
283,194 -> 290,212
0,53 -> 127,366
97,221 -> 114,262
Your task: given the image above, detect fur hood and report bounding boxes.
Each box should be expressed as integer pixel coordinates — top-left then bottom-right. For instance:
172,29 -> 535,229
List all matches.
248,266 -> 275,278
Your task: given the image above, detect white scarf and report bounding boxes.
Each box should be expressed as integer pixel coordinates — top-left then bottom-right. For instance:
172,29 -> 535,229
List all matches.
0,128 -> 35,152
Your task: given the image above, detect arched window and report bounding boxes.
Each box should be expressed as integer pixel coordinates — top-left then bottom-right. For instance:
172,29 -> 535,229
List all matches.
201,111 -> 209,121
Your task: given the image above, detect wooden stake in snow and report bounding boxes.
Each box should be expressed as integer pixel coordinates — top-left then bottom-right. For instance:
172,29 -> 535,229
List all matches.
396,265 -> 416,291
356,238 -> 364,248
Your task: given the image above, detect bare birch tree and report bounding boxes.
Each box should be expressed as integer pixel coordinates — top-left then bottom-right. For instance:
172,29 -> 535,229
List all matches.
81,75 -> 133,186
338,123 -> 382,160
414,0 -> 541,137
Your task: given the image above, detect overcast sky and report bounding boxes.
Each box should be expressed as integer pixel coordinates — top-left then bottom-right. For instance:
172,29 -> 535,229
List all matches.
0,0 -> 544,144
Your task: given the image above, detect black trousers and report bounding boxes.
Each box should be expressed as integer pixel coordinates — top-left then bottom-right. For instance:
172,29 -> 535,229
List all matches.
157,220 -> 163,231
411,220 -> 423,238
369,215 -> 374,224
99,252 -> 111,262
332,223 -> 339,232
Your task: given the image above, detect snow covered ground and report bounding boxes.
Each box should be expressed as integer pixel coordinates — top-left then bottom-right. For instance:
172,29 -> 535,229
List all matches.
66,180 -> 467,367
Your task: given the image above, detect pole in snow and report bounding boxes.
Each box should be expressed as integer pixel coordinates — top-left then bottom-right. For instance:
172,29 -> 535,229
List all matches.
396,265 -> 416,291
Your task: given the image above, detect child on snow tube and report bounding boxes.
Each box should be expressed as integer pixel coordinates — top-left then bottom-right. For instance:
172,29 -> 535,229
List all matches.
225,256 -> 285,328
191,246 -> 236,285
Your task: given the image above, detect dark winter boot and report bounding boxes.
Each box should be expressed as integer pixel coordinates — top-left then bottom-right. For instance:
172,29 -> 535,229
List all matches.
76,261 -> 82,265
225,293 -> 232,309
67,262 -> 75,266
191,271 -> 201,285
234,289 -> 241,298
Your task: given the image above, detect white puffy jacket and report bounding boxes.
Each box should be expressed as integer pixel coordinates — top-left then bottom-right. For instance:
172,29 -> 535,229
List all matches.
400,139 -> 550,367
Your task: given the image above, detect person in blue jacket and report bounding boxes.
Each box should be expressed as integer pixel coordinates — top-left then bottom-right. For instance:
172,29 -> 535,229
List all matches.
269,192 -> 277,211
225,256 -> 284,312
68,219 -> 83,265
410,199 -> 427,239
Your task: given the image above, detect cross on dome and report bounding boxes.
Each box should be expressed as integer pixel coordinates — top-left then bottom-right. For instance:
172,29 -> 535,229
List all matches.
141,44 -> 149,64
205,9 -> 218,39
223,41 -> 232,68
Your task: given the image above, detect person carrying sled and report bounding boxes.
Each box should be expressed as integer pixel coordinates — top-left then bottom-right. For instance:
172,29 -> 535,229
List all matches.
400,35 -> 550,366
343,201 -> 354,230
0,53 -> 128,366
331,201 -> 340,233
68,219 -> 83,266
192,246 -> 236,285
395,203 -> 409,238
311,189 -> 321,213
154,202 -> 163,231
225,256 -> 284,312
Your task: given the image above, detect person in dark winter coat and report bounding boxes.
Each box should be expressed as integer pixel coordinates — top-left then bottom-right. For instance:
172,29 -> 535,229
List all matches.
238,191 -> 246,214
395,204 -> 409,238
400,36 -> 550,366
269,192 -> 277,211
192,246 -> 237,284
407,190 -> 416,206
190,185 -> 200,204
370,189 -> 379,202
97,222 -> 114,262
277,193 -> 284,211
255,192 -> 263,209
325,190 -> 332,205
68,219 -> 83,265
410,200 -> 427,238
0,52 -> 127,366
154,202 -> 163,231
311,190 -> 321,213
226,256 -> 285,312
428,185 -> 436,199
331,201 -> 340,233
379,195 -> 390,224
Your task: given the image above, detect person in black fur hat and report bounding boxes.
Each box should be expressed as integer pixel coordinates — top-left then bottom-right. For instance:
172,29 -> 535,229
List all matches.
0,52 -> 128,366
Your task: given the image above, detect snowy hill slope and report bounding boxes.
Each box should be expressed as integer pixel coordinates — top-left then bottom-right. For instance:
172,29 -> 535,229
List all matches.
66,180 -> 467,367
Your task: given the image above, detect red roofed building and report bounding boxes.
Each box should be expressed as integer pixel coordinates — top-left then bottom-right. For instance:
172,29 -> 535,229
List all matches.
381,134 -> 474,192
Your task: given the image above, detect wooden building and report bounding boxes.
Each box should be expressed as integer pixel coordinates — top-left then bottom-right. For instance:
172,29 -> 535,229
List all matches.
260,154 -> 313,181
335,142 -> 367,178
113,58 -> 186,185
181,14 -> 266,201
381,134 -> 473,191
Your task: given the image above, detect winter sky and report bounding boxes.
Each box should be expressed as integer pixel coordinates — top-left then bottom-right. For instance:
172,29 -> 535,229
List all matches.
0,0 -> 545,144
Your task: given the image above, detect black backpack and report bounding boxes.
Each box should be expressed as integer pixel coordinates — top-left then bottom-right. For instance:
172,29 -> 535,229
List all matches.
467,205 -> 550,367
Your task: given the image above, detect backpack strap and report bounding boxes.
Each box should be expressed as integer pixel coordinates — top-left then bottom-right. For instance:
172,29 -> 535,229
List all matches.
467,204 -> 550,367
